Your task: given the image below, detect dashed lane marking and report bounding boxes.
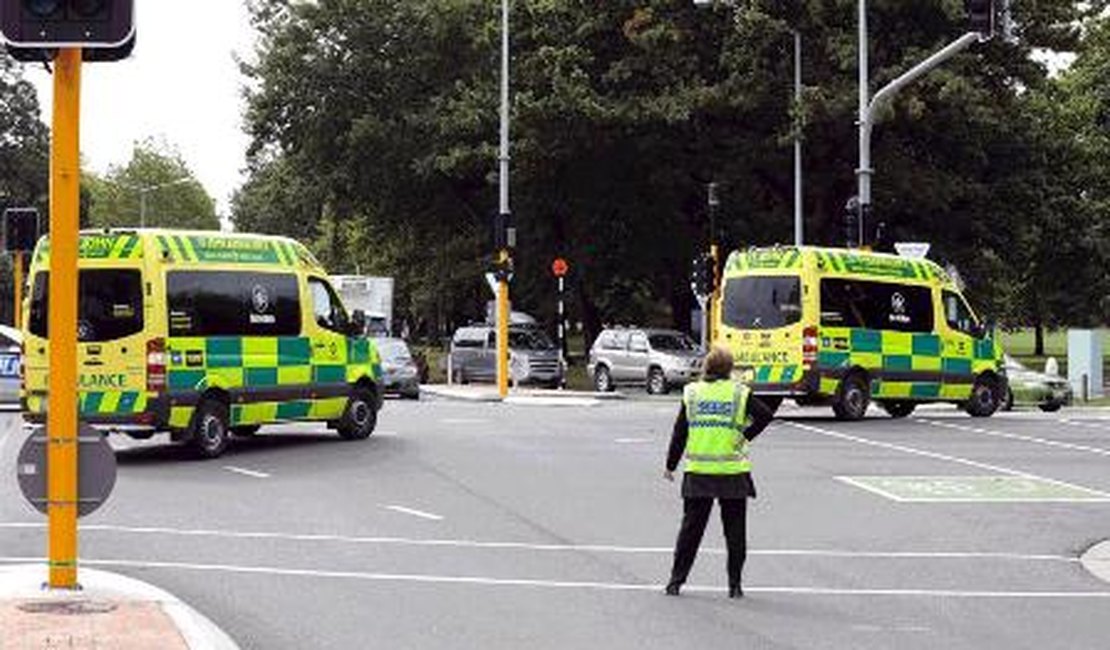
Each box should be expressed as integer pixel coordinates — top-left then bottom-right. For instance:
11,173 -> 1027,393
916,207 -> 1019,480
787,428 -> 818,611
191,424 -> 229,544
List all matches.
223,466 -> 270,479
384,505 -> 444,521
614,437 -> 652,444
784,421 -> 1110,499
0,522 -> 1079,563
0,556 -> 1105,598
919,418 -> 1110,458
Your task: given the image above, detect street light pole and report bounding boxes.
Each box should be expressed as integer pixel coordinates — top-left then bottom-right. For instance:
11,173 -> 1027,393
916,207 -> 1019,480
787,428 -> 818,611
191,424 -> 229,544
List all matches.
857,0 -> 870,247
793,29 -> 803,246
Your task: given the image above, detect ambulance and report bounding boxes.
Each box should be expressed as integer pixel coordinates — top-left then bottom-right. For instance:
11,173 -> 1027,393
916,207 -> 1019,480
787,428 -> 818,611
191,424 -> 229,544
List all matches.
22,229 -> 383,458
715,246 -> 1005,420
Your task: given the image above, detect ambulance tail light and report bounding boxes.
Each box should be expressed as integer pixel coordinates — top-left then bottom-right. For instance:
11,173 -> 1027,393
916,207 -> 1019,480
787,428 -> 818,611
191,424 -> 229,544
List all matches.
147,338 -> 167,392
802,326 -> 818,367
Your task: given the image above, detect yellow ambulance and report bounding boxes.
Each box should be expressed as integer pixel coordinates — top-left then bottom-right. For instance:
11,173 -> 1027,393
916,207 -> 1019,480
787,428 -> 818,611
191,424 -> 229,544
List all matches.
22,229 -> 383,458
715,246 -> 1005,420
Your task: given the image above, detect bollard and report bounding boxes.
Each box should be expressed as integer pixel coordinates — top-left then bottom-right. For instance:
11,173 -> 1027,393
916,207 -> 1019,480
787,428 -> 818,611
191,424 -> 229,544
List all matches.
447,352 -> 453,386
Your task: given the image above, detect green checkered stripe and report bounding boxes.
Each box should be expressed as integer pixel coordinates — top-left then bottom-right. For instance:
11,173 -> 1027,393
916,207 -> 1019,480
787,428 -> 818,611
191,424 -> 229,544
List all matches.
165,336 -> 378,428
79,390 -> 149,416
815,327 -> 999,400
746,364 -> 803,385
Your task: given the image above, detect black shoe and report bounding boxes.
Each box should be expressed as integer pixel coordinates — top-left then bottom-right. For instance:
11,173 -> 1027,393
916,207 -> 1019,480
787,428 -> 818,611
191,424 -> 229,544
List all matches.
664,583 -> 681,596
728,585 -> 744,599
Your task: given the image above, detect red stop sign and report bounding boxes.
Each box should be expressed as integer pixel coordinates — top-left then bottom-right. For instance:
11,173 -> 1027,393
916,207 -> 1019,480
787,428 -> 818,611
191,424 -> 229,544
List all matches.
552,258 -> 569,277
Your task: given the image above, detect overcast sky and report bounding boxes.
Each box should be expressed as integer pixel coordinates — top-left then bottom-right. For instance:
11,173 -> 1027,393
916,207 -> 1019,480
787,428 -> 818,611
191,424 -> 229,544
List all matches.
25,1 -> 256,220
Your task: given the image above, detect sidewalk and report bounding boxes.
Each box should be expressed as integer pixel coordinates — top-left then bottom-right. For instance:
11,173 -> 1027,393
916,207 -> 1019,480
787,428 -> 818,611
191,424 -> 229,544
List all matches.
0,565 -> 238,650
420,384 -> 625,406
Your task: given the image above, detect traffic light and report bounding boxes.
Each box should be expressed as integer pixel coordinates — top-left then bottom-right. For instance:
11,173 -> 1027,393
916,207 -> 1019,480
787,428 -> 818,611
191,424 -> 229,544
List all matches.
3,207 -> 39,252
965,0 -> 994,38
844,196 -> 860,248
0,0 -> 134,55
690,254 -> 712,298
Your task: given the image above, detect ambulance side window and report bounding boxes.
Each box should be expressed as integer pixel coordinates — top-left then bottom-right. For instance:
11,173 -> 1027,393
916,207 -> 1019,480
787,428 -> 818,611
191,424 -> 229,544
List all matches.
943,291 -> 979,337
167,271 -> 300,336
309,278 -> 350,334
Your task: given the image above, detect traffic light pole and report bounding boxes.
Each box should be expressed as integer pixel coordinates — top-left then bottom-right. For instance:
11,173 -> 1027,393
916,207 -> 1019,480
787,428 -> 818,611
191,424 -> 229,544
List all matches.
496,0 -> 511,399
12,251 -> 22,328
856,0 -> 981,239
48,47 -> 82,590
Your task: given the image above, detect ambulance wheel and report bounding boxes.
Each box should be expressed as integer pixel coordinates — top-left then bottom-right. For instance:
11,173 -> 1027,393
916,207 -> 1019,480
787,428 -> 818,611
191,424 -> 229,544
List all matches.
833,373 -> 870,421
879,400 -> 916,418
338,387 -> 378,440
232,425 -> 261,438
594,365 -> 614,393
189,398 -> 231,459
646,368 -> 668,395
965,376 -> 1001,418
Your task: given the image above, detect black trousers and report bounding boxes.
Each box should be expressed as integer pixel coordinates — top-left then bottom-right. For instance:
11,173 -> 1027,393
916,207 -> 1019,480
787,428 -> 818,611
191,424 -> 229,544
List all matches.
668,497 -> 748,588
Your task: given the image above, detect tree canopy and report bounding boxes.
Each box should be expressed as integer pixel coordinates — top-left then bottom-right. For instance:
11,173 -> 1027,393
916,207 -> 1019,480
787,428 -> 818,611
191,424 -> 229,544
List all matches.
234,0 -> 1110,343
85,138 -> 219,231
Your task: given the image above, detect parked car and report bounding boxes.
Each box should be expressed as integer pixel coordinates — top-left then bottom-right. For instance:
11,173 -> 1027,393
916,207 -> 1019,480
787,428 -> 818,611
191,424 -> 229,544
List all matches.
0,324 -> 23,405
449,325 -> 563,387
1002,355 -> 1072,412
377,337 -> 420,399
588,327 -> 703,394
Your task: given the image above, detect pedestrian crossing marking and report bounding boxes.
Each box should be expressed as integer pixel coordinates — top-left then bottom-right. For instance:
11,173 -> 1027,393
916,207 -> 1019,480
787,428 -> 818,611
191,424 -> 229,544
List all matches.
838,475 -> 1110,503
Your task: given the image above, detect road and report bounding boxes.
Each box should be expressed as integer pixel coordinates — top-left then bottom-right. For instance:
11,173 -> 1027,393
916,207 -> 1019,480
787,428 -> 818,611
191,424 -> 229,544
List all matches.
1,398 -> 1109,649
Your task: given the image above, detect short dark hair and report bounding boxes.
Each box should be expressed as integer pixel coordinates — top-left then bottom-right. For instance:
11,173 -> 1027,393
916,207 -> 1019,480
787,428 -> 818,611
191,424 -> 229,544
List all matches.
702,345 -> 734,380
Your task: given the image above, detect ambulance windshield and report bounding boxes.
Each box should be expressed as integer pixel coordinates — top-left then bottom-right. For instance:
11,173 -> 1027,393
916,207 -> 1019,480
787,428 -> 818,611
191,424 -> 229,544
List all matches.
722,276 -> 802,330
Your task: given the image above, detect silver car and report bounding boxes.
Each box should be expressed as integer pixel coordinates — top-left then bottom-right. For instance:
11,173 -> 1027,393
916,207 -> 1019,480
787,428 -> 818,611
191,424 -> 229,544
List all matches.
449,325 -> 563,387
0,324 -> 22,405
378,337 -> 420,399
588,328 -> 703,394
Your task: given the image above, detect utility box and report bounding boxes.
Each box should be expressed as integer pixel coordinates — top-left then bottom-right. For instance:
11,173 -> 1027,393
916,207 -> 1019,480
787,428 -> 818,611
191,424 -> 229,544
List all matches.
1067,329 -> 1104,401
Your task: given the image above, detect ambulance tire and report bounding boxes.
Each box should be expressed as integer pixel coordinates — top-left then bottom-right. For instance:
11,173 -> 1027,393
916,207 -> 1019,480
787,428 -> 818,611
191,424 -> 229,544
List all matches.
338,387 -> 378,440
189,398 -> 231,459
879,400 -> 916,418
965,376 -> 1001,418
833,373 -> 870,421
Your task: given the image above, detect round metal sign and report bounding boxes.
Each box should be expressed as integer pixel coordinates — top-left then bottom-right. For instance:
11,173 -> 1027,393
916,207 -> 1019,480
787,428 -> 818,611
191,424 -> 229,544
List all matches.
17,423 -> 117,518
551,258 -> 569,278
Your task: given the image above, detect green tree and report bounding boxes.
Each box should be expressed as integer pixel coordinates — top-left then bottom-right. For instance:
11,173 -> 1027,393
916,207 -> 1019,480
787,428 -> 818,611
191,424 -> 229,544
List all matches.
0,52 -> 49,327
86,138 -> 219,230
236,0 -> 1103,344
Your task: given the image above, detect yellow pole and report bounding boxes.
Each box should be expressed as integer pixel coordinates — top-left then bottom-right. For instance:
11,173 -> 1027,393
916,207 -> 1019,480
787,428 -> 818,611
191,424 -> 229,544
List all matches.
47,47 -> 82,590
709,244 -> 720,345
13,251 -> 22,329
496,250 -> 510,398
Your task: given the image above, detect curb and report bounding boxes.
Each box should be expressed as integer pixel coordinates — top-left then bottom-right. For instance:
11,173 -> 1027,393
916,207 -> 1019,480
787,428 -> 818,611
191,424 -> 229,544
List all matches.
1081,541 -> 1110,584
420,385 -> 625,403
0,564 -> 239,650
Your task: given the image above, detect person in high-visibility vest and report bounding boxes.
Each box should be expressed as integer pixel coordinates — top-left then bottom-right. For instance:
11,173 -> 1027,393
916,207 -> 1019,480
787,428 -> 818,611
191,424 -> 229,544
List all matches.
663,345 -> 775,598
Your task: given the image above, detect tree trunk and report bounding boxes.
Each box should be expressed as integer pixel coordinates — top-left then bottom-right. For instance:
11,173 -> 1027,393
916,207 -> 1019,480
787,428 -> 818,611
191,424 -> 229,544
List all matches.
1034,321 -> 1045,357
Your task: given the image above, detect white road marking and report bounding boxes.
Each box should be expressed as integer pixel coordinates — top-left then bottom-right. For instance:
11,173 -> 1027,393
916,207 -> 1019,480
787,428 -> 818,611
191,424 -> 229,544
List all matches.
919,418 -> 1110,458
439,418 -> 489,425
1059,418 -> 1110,432
614,437 -> 652,444
835,475 -> 1110,503
384,505 -> 444,521
223,466 -> 270,479
0,556 -> 1105,598
784,421 -> 1110,498
0,522 -> 1078,563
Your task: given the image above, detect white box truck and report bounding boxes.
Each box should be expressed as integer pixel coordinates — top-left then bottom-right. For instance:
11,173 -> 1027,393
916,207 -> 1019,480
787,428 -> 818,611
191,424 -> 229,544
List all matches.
332,275 -> 394,337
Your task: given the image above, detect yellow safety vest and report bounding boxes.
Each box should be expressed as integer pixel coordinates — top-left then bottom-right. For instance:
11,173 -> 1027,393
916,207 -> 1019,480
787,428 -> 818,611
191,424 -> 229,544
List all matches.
682,380 -> 752,475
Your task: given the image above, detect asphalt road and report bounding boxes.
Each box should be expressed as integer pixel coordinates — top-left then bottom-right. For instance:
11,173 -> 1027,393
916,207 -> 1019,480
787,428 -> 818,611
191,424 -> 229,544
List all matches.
2,397 -> 1109,649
